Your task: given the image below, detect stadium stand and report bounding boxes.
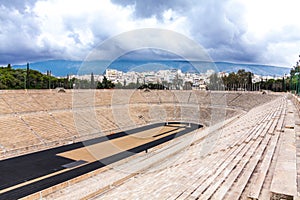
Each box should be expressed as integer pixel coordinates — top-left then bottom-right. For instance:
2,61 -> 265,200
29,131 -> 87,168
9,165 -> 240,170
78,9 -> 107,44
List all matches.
80,96 -> 291,200
22,112 -> 71,142
51,110 -> 78,136
0,115 -> 43,151
129,90 -> 148,104
140,89 -> 160,104
3,89 -> 299,200
30,90 -> 72,111
41,94 -> 298,200
94,90 -> 113,106
156,90 -> 178,104
0,90 -> 279,160
0,96 -> 13,115
2,92 -> 43,113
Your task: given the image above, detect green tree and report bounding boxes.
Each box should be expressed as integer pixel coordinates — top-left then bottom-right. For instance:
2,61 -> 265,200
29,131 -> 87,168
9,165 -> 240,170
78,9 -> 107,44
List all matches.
97,76 -> 115,89
172,74 -> 183,90
26,63 -> 30,89
114,82 -> 123,89
208,73 -> 224,90
90,72 -> 95,89
183,81 -> 192,90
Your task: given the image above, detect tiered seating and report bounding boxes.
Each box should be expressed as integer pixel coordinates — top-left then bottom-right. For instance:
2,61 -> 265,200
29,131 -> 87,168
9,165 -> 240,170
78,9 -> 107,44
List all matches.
0,89 -> 281,161
161,104 -> 178,122
91,96 -> 292,200
269,100 -> 297,198
140,90 -> 160,104
197,98 -> 287,199
225,92 -> 242,106
72,90 -> 94,109
2,92 -> 43,113
199,107 -> 211,126
51,111 -> 78,137
16,90 -> 294,200
30,92 -> 71,110
111,90 -> 132,105
22,112 -> 72,142
172,90 -> 191,103
194,90 -> 211,106
128,105 -> 150,125
156,90 -> 178,104
170,91 -> 199,123
187,91 -> 199,105
94,90 -> 113,106
129,90 -> 148,104
0,115 -> 42,150
207,107 -> 284,199
178,104 -> 200,123
248,111 -> 284,199
0,97 -> 13,114
112,105 -> 141,129
209,91 -> 227,107
192,99 -> 283,199
95,107 -> 119,132
72,109 -> 101,138
198,106 -> 235,127
227,92 -> 279,110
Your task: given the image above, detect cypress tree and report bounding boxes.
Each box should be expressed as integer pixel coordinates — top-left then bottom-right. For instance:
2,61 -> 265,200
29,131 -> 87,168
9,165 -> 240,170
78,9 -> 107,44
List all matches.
26,63 -> 30,89
91,72 -> 95,89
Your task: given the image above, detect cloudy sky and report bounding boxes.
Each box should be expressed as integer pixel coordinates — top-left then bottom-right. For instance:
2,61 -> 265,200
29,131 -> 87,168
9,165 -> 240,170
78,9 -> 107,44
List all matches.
0,0 -> 300,67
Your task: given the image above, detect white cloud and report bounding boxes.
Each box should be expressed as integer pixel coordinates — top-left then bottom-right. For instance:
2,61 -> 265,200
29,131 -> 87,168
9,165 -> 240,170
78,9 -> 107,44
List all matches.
241,0 -> 300,38
0,0 -> 299,67
0,0 -> 191,64
32,0 -> 135,59
236,0 -> 300,66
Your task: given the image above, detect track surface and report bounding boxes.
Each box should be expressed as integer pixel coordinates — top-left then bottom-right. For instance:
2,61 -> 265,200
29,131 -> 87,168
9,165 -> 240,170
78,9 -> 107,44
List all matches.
0,122 -> 201,200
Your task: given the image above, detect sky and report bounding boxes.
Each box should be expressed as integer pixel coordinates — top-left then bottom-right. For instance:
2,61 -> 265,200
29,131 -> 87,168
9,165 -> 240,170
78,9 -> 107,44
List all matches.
0,0 -> 300,67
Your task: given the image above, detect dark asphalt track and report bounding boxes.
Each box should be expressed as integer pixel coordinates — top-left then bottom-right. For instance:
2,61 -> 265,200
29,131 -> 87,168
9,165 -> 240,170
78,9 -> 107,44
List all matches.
0,122 -> 201,200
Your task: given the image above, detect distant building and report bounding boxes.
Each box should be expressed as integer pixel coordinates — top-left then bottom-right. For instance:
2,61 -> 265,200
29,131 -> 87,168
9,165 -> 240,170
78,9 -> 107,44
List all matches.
105,69 -> 123,83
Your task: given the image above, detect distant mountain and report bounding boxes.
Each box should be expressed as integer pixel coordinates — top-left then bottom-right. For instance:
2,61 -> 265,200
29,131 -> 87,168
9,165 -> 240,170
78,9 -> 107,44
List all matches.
13,60 -> 291,77
214,62 -> 290,77
13,60 -> 83,77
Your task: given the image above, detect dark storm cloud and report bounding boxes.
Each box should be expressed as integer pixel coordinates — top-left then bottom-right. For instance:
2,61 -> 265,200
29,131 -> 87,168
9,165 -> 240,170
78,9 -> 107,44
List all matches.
0,0 -> 84,65
0,3 -> 44,64
111,0 -> 258,63
0,0 -> 299,66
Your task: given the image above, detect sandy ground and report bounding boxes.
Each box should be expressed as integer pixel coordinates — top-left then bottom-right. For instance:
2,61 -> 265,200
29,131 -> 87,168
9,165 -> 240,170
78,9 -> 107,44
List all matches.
57,124 -> 186,162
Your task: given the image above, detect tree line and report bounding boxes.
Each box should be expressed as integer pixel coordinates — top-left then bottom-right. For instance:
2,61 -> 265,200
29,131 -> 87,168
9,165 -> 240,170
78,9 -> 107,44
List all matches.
0,62 -> 295,92
0,64 -> 70,89
0,63 -> 181,90
208,69 -> 288,92
0,63 -> 116,90
289,54 -> 300,94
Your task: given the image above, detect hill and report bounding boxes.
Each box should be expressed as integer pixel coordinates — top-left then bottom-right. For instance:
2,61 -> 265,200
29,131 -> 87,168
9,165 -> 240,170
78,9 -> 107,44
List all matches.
12,60 -> 291,77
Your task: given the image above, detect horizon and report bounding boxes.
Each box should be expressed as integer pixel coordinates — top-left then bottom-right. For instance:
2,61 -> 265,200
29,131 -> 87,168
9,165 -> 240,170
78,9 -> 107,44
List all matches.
10,59 -> 291,78
9,58 -> 291,69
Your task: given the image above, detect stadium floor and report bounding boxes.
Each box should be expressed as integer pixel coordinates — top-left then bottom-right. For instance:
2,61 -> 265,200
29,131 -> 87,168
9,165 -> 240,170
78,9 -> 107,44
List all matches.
0,122 -> 201,200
